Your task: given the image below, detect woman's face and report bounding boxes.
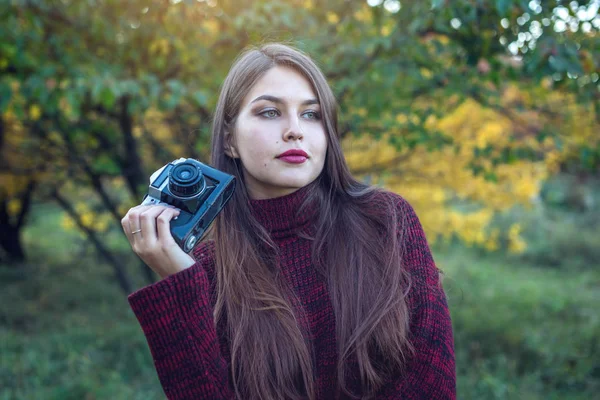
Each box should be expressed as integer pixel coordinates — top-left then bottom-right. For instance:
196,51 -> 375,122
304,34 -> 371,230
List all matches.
230,66 -> 327,200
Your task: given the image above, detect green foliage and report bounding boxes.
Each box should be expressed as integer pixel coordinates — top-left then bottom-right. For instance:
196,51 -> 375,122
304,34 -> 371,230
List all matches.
2,0 -> 597,155
0,261 -> 160,400
495,0 -> 513,17
1,1 -> 598,255
519,175 -> 600,269
476,173 -> 599,268
442,246 -> 600,399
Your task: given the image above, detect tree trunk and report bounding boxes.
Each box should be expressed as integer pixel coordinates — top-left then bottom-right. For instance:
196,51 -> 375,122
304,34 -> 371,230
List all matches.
0,179 -> 36,264
117,97 -> 157,284
52,189 -> 133,294
0,207 -> 25,263
119,96 -> 146,199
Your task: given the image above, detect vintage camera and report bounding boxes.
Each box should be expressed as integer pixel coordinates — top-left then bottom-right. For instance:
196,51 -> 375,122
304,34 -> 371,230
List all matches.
141,158 -> 235,253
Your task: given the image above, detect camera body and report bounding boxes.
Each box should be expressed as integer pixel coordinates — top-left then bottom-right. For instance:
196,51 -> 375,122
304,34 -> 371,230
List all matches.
141,158 -> 235,253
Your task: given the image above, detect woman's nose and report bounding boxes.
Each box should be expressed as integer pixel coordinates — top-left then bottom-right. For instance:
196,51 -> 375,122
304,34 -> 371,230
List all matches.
283,116 -> 304,141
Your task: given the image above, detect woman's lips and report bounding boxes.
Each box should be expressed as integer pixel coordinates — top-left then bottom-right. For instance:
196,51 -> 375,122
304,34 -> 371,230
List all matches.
278,155 -> 307,164
276,149 -> 309,164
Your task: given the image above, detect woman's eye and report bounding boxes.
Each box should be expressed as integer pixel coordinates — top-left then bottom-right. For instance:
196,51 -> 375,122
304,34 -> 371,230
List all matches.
302,111 -> 321,120
260,109 -> 279,118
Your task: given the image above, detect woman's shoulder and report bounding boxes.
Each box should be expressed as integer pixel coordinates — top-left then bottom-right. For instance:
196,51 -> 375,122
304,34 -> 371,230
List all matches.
357,187 -> 441,288
364,188 -> 430,248
380,191 -> 442,289
361,187 -> 417,218
376,188 -> 408,205
375,189 -> 426,233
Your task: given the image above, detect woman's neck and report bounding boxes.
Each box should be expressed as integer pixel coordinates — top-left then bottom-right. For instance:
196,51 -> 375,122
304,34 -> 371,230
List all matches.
248,184 -> 317,240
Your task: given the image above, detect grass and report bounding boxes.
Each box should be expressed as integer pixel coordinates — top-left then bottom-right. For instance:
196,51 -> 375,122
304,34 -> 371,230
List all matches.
0,248 -> 160,400
439,247 -> 600,399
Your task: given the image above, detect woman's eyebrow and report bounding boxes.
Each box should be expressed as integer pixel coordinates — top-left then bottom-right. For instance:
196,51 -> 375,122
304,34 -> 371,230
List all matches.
250,94 -> 319,106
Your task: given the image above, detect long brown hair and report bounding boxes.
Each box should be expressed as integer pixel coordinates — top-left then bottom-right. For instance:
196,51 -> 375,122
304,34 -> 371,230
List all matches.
210,43 -> 413,399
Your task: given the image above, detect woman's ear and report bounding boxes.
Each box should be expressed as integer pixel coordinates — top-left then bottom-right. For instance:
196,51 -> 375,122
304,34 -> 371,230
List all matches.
224,129 -> 239,158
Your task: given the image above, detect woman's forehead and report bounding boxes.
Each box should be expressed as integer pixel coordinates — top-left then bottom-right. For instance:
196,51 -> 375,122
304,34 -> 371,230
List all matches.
243,66 -> 318,106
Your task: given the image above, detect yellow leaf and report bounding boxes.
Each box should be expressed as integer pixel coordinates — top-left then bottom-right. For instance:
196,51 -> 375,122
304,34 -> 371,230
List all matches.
354,6 -> 372,23
437,35 -> 450,45
326,12 -> 340,24
81,212 -> 94,228
203,19 -> 220,36
29,105 -> 41,121
61,215 -> 76,230
7,199 -> 21,216
485,239 -> 499,251
395,114 -> 408,124
420,68 -> 433,78
509,237 -> 527,254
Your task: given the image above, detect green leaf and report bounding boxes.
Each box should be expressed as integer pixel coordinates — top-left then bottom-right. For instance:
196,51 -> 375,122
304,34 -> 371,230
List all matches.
496,0 -> 512,17
99,86 -> 116,109
92,154 -> 121,175
548,55 -> 569,72
65,90 -> 81,120
484,171 -> 498,183
191,90 -> 208,107
118,79 -> 140,97
91,78 -> 103,103
431,0 -> 444,9
0,81 -> 11,113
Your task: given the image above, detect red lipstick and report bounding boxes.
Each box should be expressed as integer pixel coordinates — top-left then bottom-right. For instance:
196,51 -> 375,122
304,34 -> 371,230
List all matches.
276,149 -> 309,164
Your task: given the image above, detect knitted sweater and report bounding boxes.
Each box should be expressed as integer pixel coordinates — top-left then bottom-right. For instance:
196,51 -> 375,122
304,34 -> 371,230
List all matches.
128,187 -> 456,399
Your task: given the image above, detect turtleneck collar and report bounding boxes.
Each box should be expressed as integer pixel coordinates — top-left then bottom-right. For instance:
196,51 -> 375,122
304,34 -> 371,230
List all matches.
249,184 -> 317,240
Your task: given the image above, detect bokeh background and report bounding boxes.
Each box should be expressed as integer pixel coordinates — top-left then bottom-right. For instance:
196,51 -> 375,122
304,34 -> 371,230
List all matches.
1,0 -> 599,399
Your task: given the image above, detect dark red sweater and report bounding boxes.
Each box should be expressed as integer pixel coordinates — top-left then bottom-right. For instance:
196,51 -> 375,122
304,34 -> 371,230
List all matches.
128,188 -> 456,399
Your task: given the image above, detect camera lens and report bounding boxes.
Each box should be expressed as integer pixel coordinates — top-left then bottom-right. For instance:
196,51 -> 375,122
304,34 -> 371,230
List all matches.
169,161 -> 204,197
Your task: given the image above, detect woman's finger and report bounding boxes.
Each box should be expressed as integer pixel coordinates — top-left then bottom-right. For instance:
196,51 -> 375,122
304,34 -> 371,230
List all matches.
139,206 -> 170,243
156,208 -> 180,246
121,205 -> 145,245
121,212 -> 134,245
127,205 -> 153,244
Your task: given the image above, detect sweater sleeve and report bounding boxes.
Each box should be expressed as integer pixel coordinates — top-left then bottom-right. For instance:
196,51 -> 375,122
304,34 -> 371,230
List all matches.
127,242 -> 235,399
377,195 -> 456,399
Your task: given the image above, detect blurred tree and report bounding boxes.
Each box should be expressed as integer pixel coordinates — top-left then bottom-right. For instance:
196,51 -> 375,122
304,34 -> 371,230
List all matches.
0,0 -> 597,282
0,113 -> 36,262
335,0 -> 599,249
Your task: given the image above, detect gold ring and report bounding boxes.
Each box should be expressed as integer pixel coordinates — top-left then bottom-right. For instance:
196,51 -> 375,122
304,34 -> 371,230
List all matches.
131,229 -> 142,234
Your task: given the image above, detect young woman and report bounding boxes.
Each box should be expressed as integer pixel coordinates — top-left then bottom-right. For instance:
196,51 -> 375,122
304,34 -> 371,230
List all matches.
121,43 -> 455,400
